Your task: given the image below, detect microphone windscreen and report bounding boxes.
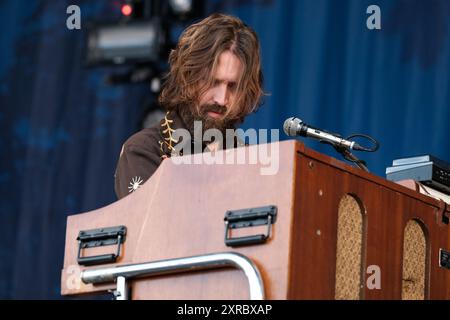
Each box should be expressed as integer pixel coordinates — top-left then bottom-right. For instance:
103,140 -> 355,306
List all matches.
283,117 -> 302,137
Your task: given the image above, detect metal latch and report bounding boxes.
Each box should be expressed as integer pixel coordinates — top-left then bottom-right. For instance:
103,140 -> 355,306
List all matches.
224,205 -> 277,247
77,226 -> 126,266
439,249 -> 450,269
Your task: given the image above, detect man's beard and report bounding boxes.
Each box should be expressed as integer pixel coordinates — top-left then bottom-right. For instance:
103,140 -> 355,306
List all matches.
178,103 -> 241,140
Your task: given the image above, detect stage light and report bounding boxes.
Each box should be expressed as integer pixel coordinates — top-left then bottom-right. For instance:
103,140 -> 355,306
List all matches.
85,20 -> 163,66
169,0 -> 193,15
121,4 -> 133,16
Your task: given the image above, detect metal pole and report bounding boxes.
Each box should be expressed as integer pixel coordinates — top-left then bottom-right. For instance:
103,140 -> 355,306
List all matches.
82,252 -> 265,300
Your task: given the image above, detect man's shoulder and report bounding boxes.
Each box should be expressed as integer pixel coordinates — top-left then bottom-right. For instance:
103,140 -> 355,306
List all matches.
123,124 -> 162,151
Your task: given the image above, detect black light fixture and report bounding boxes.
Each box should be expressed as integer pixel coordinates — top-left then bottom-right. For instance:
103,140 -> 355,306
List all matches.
83,0 -> 205,128
85,0 -> 204,67
85,19 -> 164,66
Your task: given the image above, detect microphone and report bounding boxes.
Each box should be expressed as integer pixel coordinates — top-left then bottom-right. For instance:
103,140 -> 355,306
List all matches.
283,117 -> 363,151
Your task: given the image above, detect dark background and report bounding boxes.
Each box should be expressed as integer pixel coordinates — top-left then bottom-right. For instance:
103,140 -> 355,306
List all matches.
1,0 -> 449,299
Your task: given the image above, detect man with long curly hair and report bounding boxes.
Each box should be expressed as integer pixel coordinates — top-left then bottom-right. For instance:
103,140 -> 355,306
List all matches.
114,13 -> 265,199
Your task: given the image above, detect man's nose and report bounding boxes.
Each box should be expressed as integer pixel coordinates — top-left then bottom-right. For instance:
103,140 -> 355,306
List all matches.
213,84 -> 228,106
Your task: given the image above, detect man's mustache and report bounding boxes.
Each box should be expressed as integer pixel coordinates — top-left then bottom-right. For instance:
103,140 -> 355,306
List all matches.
200,103 -> 227,116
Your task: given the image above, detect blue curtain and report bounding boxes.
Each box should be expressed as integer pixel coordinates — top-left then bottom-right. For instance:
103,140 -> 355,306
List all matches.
219,0 -> 450,174
0,0 -> 150,299
1,0 -> 449,299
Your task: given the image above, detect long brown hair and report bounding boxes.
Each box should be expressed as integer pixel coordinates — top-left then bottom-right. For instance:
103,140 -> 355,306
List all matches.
159,13 -> 264,120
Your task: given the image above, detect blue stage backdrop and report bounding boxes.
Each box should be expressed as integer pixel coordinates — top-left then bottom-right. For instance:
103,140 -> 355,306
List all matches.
0,0 -> 449,299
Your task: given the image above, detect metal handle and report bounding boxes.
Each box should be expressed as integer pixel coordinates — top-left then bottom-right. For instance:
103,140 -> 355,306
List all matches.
225,234 -> 267,247
224,206 -> 276,247
77,227 -> 126,266
81,252 -> 265,300
77,254 -> 117,266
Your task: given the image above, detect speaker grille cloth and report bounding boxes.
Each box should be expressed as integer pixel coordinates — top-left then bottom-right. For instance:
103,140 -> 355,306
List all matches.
402,220 -> 426,300
335,195 -> 364,300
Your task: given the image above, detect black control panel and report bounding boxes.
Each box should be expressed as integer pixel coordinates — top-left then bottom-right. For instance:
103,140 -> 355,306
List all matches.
386,155 -> 450,195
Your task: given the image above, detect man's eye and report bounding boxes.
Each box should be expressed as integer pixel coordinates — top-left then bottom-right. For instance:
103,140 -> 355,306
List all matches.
228,83 -> 236,90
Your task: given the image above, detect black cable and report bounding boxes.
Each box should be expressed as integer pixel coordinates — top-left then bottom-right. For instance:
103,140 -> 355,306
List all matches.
319,133 -> 380,172
345,133 -> 379,152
